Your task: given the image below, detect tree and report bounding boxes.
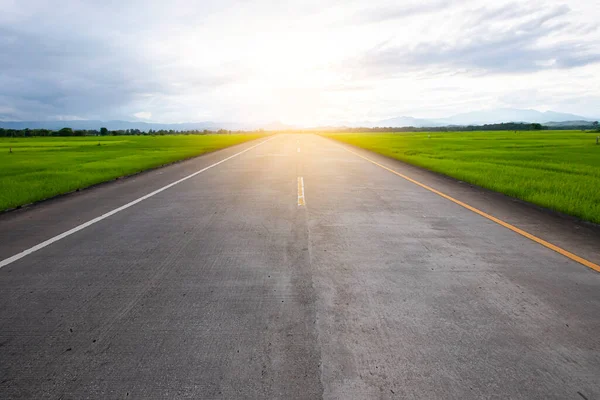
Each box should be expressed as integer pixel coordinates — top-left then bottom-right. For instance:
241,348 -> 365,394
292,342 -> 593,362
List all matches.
100,127 -> 108,136
58,127 -> 73,136
593,121 -> 599,131
530,123 -> 543,130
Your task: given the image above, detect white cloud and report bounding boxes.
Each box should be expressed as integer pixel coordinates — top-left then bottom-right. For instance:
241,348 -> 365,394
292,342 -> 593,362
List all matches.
52,115 -> 86,121
0,0 -> 599,125
134,111 -> 152,120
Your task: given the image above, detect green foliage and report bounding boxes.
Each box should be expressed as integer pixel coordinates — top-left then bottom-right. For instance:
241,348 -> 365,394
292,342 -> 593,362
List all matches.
325,131 -> 600,224
0,134 -> 264,211
309,122 -> 554,133
58,127 -> 74,136
530,123 -> 543,130
0,127 -> 262,137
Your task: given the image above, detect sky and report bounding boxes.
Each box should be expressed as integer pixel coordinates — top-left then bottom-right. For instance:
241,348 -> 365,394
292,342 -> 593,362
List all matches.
1,0 -> 599,126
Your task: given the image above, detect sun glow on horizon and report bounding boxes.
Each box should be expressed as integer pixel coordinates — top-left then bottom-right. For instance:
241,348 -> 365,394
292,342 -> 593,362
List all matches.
1,0 -> 599,124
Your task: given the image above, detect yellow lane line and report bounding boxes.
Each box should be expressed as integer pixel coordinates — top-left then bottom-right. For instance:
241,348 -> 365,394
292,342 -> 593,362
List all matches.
341,146 -> 600,273
298,177 -> 306,207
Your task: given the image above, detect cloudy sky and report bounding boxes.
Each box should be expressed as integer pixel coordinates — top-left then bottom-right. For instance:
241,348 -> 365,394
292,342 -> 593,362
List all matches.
1,0 -> 599,125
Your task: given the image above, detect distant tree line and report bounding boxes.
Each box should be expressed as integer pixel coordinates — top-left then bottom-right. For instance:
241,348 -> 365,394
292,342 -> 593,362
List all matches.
309,123 -> 561,133
0,127 -> 256,137
1,122 -> 597,137
284,122 -> 595,133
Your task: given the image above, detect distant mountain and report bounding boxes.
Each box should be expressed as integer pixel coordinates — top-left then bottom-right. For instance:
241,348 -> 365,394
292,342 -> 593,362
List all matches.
351,109 -> 597,128
0,120 -> 285,131
434,109 -> 595,126
0,120 -> 219,131
0,109 -> 597,131
544,120 -> 597,127
374,116 -> 444,128
344,116 -> 439,128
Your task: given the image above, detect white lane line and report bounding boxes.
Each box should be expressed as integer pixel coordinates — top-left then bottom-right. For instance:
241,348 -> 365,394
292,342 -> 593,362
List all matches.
297,177 -> 306,206
0,136 -> 277,269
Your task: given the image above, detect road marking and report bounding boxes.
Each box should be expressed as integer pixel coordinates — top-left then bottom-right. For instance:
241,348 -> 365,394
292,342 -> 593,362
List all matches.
297,147 -> 301,153
0,136 -> 277,269
297,177 -> 306,206
341,146 -> 600,273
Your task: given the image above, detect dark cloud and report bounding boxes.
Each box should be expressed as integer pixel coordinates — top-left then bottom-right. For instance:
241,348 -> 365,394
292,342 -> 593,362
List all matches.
0,0 -> 247,121
348,4 -> 600,77
0,19 -> 242,121
0,22 -> 158,120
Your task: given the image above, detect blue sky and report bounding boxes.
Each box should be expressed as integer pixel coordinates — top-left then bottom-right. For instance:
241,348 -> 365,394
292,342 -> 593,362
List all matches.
1,0 -> 599,125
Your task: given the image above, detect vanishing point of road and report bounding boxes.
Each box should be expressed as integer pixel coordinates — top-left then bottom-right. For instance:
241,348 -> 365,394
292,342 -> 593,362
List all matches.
1,134 -> 599,399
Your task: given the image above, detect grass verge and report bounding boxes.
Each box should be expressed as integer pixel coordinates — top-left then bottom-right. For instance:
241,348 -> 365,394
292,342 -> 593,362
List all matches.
0,134 -> 265,211
324,131 -> 600,224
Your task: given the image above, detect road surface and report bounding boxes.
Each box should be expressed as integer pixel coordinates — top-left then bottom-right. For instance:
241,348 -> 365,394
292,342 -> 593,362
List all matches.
1,134 -> 599,399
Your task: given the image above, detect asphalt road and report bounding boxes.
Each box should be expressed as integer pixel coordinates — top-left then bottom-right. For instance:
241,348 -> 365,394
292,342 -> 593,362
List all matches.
0,134 -> 599,399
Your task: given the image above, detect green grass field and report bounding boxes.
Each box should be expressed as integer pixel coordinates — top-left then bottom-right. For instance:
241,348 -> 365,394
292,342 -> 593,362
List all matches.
0,134 -> 264,211
325,131 -> 600,224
